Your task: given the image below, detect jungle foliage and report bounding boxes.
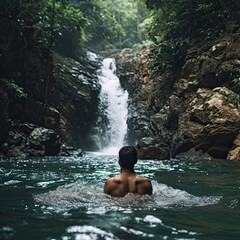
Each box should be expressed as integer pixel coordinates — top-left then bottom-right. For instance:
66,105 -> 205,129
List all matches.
0,0 -> 150,99
1,0 -> 239,54
145,0 -> 240,72
0,78 -> 27,99
146,0 -> 239,41
0,0 -> 239,70
71,0 -> 149,50
0,0 -> 86,49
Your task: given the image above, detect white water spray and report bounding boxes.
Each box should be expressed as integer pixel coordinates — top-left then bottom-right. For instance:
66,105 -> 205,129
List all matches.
98,58 -> 128,154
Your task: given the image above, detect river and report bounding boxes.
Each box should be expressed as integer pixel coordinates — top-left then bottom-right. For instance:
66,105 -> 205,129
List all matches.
1,154 -> 240,240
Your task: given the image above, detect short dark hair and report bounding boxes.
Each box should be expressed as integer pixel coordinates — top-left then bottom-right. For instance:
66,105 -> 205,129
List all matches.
119,146 -> 137,170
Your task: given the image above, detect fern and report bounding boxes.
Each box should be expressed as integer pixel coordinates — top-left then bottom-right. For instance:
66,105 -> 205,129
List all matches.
0,78 -> 27,98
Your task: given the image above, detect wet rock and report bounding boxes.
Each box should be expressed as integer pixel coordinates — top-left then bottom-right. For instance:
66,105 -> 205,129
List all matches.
28,127 -> 61,156
227,132 -> 240,161
7,122 -> 62,157
173,87 -> 240,158
50,53 -> 101,147
10,99 -> 60,130
7,50 -> 101,151
85,134 -> 101,151
0,143 -> 9,157
60,143 -> 83,157
137,137 -> 170,160
175,148 -> 213,161
117,33 -> 240,160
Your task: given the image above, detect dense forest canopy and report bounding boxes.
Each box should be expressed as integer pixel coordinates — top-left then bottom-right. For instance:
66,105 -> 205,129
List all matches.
1,0 -> 239,52
0,0 -> 150,52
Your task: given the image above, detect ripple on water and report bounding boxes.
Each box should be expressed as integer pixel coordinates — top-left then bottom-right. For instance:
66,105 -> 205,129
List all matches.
0,226 -> 15,239
34,180 -> 221,215
64,225 -> 119,240
1,180 -> 22,186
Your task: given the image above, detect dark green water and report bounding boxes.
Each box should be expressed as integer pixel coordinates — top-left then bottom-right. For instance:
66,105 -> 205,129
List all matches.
0,153 -> 240,240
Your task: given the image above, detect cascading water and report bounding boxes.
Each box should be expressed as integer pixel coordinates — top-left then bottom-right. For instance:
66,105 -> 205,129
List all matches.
97,58 -> 128,154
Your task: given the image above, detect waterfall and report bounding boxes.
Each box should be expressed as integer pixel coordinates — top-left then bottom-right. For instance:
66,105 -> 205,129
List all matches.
97,58 -> 128,154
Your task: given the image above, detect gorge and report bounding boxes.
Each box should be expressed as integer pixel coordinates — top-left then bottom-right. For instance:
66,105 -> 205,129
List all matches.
1,38 -> 240,160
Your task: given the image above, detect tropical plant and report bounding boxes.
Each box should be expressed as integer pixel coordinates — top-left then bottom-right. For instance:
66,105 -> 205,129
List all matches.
0,78 -> 27,98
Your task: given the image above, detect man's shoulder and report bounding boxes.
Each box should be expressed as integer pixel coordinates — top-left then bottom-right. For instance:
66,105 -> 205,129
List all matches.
136,175 -> 151,183
136,175 -> 153,195
104,176 -> 121,194
106,175 -> 122,184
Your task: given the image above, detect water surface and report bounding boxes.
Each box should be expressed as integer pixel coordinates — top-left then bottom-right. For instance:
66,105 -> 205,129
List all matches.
0,153 -> 240,240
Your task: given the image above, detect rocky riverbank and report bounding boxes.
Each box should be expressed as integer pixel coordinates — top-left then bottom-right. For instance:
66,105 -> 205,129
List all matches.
117,33 -> 240,160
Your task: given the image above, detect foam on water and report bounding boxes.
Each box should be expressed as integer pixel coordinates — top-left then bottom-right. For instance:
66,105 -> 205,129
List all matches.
34,180 -> 221,215
66,225 -> 119,240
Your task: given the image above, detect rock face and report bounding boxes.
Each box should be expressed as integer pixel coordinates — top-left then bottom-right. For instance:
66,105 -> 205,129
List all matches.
50,53 -> 101,147
227,132 -> 240,160
6,52 -> 101,154
0,26 -> 101,157
0,10 -> 102,157
172,87 -> 240,159
117,34 -> 240,160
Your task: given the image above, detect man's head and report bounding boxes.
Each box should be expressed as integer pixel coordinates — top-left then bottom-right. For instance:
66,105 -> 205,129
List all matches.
119,146 -> 137,171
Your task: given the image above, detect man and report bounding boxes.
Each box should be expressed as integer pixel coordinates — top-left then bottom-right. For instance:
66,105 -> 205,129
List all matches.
104,146 -> 153,197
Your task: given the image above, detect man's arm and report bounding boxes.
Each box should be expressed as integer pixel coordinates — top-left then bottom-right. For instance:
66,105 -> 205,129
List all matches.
104,177 -> 121,196
104,178 -> 112,194
138,178 -> 153,195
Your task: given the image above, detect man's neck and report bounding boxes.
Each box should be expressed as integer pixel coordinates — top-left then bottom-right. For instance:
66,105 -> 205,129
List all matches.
121,168 -> 135,174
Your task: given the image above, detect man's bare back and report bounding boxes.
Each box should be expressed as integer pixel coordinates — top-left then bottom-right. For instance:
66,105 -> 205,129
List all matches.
104,146 -> 153,197
104,171 -> 152,197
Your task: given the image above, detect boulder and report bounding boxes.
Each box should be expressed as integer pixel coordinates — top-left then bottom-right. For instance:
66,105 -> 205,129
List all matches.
28,127 -> 61,156
175,148 -> 213,161
7,122 -> 62,157
173,87 -> 240,158
137,137 -> 170,160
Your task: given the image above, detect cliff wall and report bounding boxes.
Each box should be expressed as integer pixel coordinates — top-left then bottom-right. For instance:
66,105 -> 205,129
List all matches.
117,33 -> 240,160
0,28 -> 101,157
